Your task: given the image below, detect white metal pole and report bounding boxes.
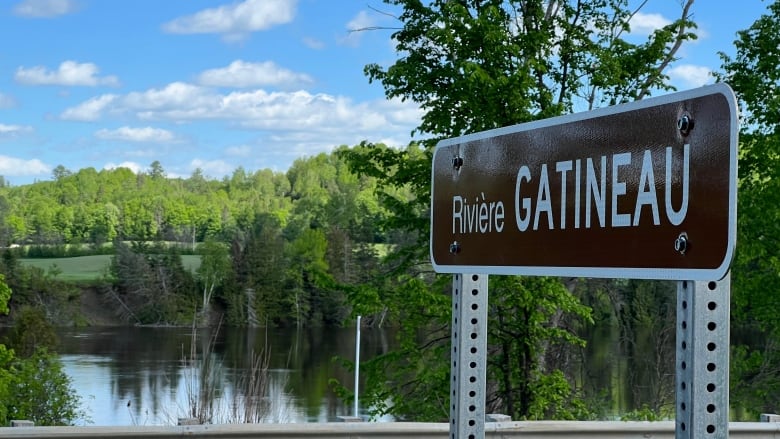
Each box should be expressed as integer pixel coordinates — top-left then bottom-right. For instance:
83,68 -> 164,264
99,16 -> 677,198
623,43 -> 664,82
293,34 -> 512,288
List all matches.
354,315 -> 362,418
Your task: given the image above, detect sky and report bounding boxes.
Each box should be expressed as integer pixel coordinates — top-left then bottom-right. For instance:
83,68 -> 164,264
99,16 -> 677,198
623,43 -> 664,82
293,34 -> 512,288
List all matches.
0,0 -> 770,185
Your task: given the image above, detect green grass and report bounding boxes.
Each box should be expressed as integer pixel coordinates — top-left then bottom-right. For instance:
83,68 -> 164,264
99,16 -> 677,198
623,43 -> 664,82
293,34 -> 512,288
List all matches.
20,255 -> 202,282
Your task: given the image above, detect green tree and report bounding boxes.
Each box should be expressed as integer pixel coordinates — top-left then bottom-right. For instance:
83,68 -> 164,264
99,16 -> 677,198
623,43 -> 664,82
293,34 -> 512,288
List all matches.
109,241 -> 197,325
488,276 -> 593,420
5,349 -> 84,426
148,160 -> 166,179
3,306 -> 59,358
196,238 -> 230,323
341,0 -> 696,421
286,228 -> 334,326
51,165 -> 72,182
0,195 -> 12,246
365,0 -> 695,138
0,275 -> 84,426
717,0 -> 780,416
1,264 -> 81,326
0,274 -> 9,315
285,154 -> 337,235
224,214 -> 288,326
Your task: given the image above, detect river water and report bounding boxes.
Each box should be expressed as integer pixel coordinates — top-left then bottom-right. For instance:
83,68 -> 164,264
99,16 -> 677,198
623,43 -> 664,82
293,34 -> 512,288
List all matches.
58,326 -> 395,426
56,324 -> 675,426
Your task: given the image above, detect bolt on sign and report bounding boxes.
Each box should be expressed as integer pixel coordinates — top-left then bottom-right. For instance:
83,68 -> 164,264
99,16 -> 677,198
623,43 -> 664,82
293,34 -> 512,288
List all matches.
430,83 -> 738,281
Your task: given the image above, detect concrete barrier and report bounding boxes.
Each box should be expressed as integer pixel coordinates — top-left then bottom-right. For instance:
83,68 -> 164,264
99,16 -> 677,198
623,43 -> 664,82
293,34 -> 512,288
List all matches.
761,413 -> 780,422
7,421 -> 33,428
0,421 -> 778,438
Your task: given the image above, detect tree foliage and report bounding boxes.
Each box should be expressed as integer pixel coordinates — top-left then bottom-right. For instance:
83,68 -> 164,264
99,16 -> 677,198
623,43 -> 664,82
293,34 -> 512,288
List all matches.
108,241 -> 198,325
196,238 -> 230,322
3,349 -> 85,426
339,0 -> 697,421
0,274 -> 9,315
366,0 -> 696,139
0,274 -> 84,426
718,0 -> 780,416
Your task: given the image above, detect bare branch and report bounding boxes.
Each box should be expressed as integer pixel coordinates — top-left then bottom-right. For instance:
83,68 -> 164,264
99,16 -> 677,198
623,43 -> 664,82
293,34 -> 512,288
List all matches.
636,0 -> 695,100
349,26 -> 403,33
615,0 -> 651,41
348,4 -> 402,33
367,3 -> 399,21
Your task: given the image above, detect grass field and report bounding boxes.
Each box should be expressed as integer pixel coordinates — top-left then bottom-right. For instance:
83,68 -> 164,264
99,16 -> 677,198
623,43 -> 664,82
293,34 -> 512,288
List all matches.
20,255 -> 202,282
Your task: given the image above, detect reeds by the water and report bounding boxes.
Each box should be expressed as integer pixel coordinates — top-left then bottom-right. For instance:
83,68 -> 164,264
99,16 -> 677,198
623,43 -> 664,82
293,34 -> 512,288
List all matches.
181,320 -> 288,424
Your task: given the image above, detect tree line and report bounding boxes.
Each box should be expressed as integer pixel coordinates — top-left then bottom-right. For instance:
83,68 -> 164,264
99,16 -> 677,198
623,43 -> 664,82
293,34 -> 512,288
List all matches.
0,151 -> 384,249
0,146 -> 406,328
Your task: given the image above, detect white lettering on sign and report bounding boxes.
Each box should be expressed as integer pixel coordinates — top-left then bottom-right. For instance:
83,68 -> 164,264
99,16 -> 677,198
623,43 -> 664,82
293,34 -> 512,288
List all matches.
611,152 -> 631,227
556,160 -> 572,229
515,166 -> 531,231
511,145 -> 690,232
666,144 -> 690,225
586,156 -> 606,228
452,145 -> 690,235
634,149 -> 660,226
452,193 -> 505,234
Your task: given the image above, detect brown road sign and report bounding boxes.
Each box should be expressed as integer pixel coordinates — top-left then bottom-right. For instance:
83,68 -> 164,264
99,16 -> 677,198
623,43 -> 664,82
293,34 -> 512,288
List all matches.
430,83 -> 738,280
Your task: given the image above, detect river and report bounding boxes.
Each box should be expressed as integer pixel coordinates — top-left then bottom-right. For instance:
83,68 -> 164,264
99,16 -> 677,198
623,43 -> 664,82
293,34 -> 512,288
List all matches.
58,326 -> 395,425
56,323 -> 679,426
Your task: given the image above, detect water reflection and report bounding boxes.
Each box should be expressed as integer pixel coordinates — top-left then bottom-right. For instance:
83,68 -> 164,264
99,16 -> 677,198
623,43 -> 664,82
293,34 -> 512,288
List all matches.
56,323 -> 686,426
573,322 -> 675,418
58,326 -> 394,425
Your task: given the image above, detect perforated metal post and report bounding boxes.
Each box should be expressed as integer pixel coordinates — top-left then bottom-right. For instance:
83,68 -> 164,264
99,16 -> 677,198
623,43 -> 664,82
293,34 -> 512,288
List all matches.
450,273 -> 489,439
676,273 -> 730,439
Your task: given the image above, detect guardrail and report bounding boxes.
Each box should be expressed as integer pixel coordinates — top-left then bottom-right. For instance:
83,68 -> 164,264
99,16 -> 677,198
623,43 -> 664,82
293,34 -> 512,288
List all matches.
1,421 -> 780,439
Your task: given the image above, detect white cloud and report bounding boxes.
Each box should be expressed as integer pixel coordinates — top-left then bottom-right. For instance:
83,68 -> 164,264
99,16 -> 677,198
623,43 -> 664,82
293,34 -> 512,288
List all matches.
190,158 -> 235,177
124,82 -> 210,111
60,94 -> 117,121
668,64 -> 712,88
95,126 -> 176,143
197,60 -> 313,88
15,61 -> 119,87
13,0 -> 77,18
630,12 -> 671,36
0,93 -> 16,109
342,10 -> 376,46
123,148 -> 159,158
162,0 -> 296,40
0,155 -> 50,176
302,37 -> 325,50
62,82 -> 422,133
103,161 -> 143,174
226,145 -> 252,156
61,82 -> 424,155
0,124 -> 33,135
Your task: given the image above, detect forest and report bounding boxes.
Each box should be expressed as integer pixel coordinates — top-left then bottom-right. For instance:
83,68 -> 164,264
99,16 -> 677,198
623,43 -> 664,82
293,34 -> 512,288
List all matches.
0,148 -> 404,328
1,0 -> 780,427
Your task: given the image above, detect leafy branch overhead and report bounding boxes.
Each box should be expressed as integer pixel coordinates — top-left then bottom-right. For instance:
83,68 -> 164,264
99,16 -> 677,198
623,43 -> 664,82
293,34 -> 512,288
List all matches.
365,0 -> 696,140
339,0 -> 698,422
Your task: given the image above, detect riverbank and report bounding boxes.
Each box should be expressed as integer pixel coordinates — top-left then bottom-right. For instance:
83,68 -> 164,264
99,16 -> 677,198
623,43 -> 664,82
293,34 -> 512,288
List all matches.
78,286 -> 122,326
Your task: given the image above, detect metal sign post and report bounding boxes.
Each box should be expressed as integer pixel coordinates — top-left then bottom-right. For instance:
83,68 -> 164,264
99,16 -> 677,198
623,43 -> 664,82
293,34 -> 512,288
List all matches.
450,273 -> 488,439
676,274 -> 730,438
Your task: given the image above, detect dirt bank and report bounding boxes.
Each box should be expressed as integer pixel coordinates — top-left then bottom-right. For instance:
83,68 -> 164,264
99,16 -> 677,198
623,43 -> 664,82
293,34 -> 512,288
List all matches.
78,286 -> 123,326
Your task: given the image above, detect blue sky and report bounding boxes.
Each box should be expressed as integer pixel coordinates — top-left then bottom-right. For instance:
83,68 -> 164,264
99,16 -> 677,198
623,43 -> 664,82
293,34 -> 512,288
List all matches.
0,0 -> 769,185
